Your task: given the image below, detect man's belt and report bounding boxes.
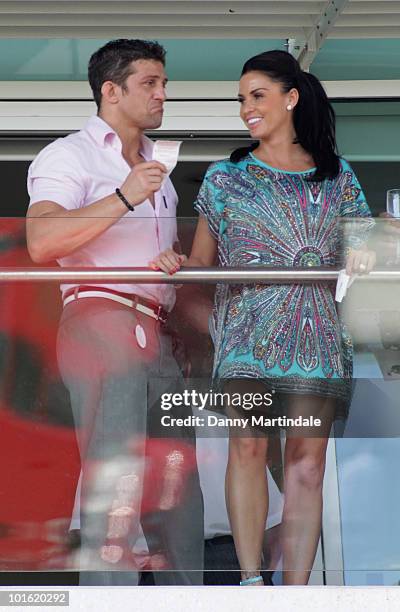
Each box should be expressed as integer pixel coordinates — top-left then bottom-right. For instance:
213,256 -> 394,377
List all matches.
62,286 -> 168,324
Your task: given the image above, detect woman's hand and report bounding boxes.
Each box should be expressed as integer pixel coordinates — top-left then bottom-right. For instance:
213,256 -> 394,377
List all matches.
379,212 -> 400,237
345,247 -> 376,275
149,248 -> 188,275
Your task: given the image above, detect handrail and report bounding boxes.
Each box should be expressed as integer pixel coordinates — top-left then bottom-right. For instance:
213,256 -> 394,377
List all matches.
0,266 -> 398,283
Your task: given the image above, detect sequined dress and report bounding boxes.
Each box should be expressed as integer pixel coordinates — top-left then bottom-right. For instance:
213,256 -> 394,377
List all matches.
194,154 -> 373,415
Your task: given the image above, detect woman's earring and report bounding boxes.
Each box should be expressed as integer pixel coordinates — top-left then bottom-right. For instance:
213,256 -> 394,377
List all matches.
286,104 -> 293,111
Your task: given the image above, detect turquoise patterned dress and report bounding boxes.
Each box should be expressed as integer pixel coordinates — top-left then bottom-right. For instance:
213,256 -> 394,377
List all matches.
194,154 -> 373,416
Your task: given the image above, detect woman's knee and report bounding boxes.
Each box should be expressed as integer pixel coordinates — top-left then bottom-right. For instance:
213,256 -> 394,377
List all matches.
228,436 -> 267,467
286,450 -> 326,490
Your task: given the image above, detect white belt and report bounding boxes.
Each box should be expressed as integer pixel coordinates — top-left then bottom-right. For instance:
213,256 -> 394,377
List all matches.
63,290 -> 163,321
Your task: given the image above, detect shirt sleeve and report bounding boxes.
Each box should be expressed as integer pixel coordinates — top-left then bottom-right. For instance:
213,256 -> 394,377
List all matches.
193,162 -> 226,240
27,143 -> 86,211
339,158 -> 375,250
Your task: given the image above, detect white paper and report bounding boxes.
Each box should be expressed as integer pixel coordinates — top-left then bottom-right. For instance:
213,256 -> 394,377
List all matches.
152,140 -> 182,177
335,269 -> 357,303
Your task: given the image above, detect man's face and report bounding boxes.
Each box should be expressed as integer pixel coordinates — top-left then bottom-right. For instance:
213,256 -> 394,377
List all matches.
117,59 -> 168,129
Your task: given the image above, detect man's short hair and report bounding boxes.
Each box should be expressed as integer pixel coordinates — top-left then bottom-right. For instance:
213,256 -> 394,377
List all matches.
88,39 -> 166,110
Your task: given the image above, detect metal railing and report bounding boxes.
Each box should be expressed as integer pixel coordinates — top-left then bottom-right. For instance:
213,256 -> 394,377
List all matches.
0,266 -> 399,283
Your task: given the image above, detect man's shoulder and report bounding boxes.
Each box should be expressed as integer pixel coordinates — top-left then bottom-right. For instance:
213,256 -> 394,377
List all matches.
31,129 -> 91,170
45,129 -> 89,154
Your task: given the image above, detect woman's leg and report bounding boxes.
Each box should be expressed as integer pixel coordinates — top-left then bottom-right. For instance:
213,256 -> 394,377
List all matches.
224,381 -> 269,583
282,394 -> 334,585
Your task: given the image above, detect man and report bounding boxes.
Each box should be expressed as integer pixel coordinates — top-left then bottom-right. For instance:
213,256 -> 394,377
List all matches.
26,39 -> 203,585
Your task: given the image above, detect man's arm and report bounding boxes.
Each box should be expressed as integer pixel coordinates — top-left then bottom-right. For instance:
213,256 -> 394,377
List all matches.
26,160 -> 167,263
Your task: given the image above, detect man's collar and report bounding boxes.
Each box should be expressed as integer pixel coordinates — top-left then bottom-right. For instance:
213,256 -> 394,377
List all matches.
84,115 -> 154,160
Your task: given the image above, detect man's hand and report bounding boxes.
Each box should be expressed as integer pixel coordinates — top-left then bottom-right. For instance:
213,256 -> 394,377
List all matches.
149,248 -> 187,275
345,247 -> 376,275
120,161 -> 167,206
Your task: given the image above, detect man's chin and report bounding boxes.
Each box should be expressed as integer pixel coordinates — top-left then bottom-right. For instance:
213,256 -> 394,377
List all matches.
141,113 -> 163,131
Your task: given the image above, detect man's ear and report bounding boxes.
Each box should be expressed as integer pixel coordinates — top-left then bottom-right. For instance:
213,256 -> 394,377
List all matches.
101,81 -> 120,106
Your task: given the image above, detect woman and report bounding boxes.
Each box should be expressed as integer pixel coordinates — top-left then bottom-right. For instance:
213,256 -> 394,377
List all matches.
151,50 -> 375,585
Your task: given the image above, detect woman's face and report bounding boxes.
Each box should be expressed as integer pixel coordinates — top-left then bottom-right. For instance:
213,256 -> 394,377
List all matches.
238,71 -> 297,141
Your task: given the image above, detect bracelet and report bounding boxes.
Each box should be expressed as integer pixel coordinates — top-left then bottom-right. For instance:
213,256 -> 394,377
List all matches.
115,188 -> 134,212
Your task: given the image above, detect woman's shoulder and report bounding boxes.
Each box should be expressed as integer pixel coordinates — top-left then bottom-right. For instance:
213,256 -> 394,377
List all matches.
204,157 -> 243,178
338,157 -> 354,174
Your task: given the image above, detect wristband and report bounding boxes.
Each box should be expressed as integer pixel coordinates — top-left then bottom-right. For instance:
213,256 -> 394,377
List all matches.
115,188 -> 134,212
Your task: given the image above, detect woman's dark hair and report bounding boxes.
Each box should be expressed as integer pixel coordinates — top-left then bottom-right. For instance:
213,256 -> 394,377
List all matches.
230,50 -> 340,181
88,39 -> 166,110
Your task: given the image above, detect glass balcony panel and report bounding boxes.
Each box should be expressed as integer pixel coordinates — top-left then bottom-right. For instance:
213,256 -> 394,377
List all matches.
0,216 -> 400,584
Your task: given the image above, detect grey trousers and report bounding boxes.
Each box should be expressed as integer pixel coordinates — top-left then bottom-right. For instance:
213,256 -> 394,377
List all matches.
57,297 -> 204,585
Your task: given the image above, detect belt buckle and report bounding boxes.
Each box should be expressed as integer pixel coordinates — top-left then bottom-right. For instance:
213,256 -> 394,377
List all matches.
157,305 -> 167,325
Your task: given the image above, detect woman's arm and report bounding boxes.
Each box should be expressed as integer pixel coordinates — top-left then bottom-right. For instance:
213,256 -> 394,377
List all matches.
185,216 -> 218,267
149,215 -> 217,273
339,160 -> 376,275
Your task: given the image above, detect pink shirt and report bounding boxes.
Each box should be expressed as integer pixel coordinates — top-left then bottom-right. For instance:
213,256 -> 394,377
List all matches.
27,115 -> 178,310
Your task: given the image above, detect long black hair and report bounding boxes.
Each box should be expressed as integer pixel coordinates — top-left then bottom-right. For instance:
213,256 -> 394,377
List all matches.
230,50 -> 340,181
